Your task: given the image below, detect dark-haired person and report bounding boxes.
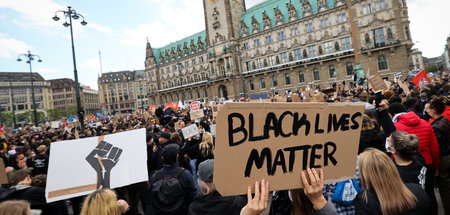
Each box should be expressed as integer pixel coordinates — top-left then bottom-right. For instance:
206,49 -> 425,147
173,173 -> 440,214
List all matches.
425,97 -> 450,214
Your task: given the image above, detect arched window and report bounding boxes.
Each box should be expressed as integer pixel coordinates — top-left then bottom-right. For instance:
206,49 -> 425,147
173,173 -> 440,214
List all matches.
346,62 -> 354,76
377,56 -> 388,70
313,68 -> 320,80
285,73 -> 291,85
272,75 -> 278,87
328,65 -> 336,78
298,71 -> 305,83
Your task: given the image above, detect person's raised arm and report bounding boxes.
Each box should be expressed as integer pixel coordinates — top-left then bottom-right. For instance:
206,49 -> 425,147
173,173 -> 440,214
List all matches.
300,168 -> 338,215
240,179 -> 269,215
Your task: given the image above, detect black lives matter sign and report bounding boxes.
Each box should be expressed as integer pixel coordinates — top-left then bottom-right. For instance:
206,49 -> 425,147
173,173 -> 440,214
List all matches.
214,102 -> 364,196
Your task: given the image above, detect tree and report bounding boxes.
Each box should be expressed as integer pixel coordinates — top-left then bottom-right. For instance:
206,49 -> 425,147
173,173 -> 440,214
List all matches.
47,108 -> 61,121
21,111 -> 46,124
425,64 -> 438,74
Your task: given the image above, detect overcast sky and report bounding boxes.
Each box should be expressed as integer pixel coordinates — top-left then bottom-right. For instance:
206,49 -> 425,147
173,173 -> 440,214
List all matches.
0,0 -> 448,90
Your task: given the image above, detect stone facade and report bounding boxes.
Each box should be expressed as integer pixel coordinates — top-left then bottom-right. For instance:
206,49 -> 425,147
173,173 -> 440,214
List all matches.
145,0 -> 413,105
0,72 -> 53,115
410,48 -> 423,71
97,70 -> 148,114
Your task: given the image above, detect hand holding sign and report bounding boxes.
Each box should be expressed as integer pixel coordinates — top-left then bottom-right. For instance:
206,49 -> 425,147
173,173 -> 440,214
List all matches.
301,168 -> 327,210
240,179 -> 270,215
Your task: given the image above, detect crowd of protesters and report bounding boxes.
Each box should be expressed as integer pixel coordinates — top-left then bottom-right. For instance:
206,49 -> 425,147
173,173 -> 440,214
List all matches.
0,72 -> 449,215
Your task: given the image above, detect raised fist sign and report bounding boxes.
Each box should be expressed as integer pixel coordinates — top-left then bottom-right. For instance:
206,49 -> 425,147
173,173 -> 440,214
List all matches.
86,138 -> 122,189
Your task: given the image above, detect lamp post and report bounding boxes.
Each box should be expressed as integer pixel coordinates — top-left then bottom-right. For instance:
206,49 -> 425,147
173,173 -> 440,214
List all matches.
178,63 -> 185,104
17,51 -> 42,127
138,77 -> 144,110
53,6 -> 87,128
236,44 -> 246,100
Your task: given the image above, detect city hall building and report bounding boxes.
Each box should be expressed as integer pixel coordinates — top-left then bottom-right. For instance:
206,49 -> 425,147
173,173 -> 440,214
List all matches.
145,0 -> 413,104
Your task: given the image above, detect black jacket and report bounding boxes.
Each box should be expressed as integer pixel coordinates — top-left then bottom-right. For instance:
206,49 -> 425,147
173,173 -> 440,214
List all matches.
430,116 -> 450,156
187,192 -> 246,215
0,185 -> 65,215
355,183 -> 430,215
358,129 -> 385,154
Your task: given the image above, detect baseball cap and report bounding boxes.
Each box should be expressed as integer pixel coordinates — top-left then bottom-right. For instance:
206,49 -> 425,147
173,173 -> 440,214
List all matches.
198,159 -> 214,183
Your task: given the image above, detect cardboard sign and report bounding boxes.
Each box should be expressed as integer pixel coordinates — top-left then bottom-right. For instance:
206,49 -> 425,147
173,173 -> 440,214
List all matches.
398,80 -> 411,96
190,109 -> 204,120
210,124 -> 216,137
214,103 -> 364,196
51,121 -> 60,129
384,80 -> 392,90
369,74 -> 387,92
181,124 -> 199,138
291,94 -> 301,102
190,101 -> 200,111
0,160 -> 8,184
46,129 -> 148,202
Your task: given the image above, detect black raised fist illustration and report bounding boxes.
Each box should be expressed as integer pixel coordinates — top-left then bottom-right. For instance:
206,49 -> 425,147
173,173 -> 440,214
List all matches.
86,140 -> 123,189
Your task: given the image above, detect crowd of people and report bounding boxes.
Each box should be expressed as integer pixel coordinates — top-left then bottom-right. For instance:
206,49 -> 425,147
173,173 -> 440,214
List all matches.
0,73 -> 449,215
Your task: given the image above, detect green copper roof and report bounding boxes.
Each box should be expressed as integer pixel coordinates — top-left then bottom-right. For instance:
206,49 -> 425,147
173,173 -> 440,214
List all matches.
153,31 -> 206,65
240,0 -> 335,37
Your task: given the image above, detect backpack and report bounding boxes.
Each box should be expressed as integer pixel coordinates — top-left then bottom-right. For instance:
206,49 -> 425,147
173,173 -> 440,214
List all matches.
331,179 -> 362,206
150,167 -> 186,215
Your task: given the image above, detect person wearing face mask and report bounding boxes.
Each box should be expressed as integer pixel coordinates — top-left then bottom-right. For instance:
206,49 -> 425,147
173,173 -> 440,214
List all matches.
386,131 -> 436,215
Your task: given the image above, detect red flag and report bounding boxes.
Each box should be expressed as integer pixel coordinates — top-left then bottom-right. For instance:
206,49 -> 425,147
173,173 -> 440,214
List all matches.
412,70 -> 430,90
164,104 -> 169,110
150,105 -> 157,111
0,125 -> 4,135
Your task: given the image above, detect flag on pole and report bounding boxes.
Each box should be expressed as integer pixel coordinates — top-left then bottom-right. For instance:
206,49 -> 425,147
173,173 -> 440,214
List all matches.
412,70 -> 430,90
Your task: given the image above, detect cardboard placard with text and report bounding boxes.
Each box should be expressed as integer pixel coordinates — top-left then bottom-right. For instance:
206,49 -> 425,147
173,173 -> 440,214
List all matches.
398,80 -> 411,96
214,102 -> 364,196
190,109 -> 205,120
0,160 -> 8,184
369,74 -> 388,92
181,124 -> 199,138
212,104 -> 223,119
45,129 -> 148,202
291,94 -> 301,102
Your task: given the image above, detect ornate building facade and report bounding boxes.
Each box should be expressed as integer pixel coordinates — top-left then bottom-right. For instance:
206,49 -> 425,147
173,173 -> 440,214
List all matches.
145,0 -> 413,105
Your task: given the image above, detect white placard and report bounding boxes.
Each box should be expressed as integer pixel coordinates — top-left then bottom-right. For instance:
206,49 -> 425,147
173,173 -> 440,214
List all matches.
210,124 -> 216,137
45,128 -> 148,203
51,121 -> 60,129
181,124 -> 199,138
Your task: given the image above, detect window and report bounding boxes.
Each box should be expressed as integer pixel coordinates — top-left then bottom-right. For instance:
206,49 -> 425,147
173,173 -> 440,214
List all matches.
285,73 -> 291,85
199,56 -> 204,63
254,39 -> 261,47
377,56 -> 388,70
363,4 -> 372,14
243,43 -> 250,50
197,90 -> 201,98
374,0 -> 385,11
272,75 -> 278,87
329,65 -> 336,78
260,78 -> 266,89
249,80 -> 255,91
256,58 -> 264,69
308,45 -> 317,57
400,0 -> 406,7
294,49 -> 302,61
192,58 -> 196,65
373,28 -> 385,48
341,37 -> 352,50
268,55 -> 276,66
305,23 -> 313,32
246,61 -> 252,71
298,71 -> 305,83
12,89 -> 26,94
338,13 -> 347,23
0,89 -> 9,95
313,68 -> 320,80
291,27 -> 299,36
346,62 -> 354,76
405,26 -> 411,40
280,52 -> 288,63
265,35 -> 273,44
278,31 -> 285,40
185,61 -> 189,67
321,19 -> 329,28
324,42 -> 333,54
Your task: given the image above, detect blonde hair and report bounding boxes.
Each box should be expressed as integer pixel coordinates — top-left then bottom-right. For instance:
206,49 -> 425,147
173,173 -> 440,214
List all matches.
359,149 -> 417,215
198,178 -> 216,195
199,132 -> 214,157
361,114 -> 375,131
0,200 -> 30,215
81,189 -> 120,215
38,145 -> 46,153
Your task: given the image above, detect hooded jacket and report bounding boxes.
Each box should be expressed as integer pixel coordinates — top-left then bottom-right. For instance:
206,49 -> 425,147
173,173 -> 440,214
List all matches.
394,112 -> 440,170
187,192 -> 246,215
430,116 -> 450,156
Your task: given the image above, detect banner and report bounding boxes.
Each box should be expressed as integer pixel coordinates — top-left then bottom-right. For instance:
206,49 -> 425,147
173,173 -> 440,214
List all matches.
214,103 -> 364,196
45,128 -> 148,203
412,70 -> 429,90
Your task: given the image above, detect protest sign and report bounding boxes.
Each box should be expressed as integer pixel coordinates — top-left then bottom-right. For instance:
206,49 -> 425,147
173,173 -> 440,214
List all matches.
191,101 -> 200,111
210,124 -> 216,137
190,109 -> 204,120
369,74 -> 387,92
181,124 -> 199,138
46,128 -> 148,203
398,80 -> 411,96
214,102 -> 364,196
0,160 -> 8,184
51,121 -> 60,129
290,94 -> 301,102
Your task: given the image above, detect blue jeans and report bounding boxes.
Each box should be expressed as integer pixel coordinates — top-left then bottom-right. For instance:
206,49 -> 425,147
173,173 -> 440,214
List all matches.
190,159 -> 200,195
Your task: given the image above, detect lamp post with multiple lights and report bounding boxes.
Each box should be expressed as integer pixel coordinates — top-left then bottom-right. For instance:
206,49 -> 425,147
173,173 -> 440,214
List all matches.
53,6 -> 87,128
17,51 -> 42,127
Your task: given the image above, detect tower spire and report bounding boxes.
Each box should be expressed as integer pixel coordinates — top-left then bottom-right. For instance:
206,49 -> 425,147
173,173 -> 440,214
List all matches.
146,37 -> 154,59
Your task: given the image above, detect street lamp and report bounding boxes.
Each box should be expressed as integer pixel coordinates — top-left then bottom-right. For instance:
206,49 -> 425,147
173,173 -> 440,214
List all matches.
8,76 -> 17,128
138,76 -> 144,111
53,6 -> 87,128
178,63 -> 185,104
17,51 -> 42,127
236,44 -> 247,100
